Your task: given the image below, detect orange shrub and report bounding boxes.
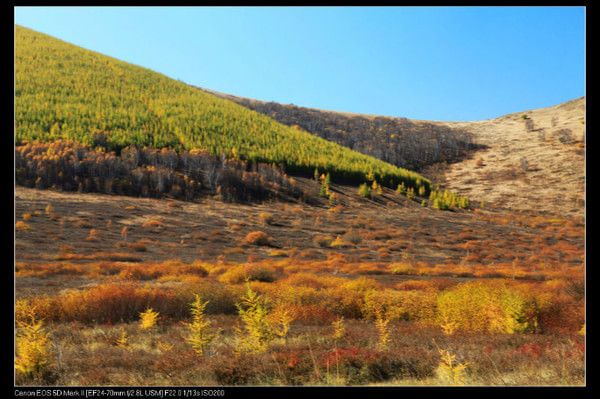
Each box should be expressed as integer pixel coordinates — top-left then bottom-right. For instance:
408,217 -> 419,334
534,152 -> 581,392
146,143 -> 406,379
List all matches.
219,264 -> 278,284
16,221 -> 30,231
281,273 -> 347,289
142,219 -> 163,228
127,241 -> 148,252
243,231 -> 272,246
33,283 -> 180,323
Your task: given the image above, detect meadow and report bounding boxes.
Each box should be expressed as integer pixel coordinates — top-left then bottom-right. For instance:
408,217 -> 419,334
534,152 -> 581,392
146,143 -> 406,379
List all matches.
14,183 -> 584,386
13,22 -> 584,389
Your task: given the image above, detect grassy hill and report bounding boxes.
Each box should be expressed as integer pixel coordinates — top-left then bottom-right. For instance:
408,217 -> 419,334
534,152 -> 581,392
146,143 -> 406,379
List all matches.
209,90 -> 480,172
15,25 -> 429,191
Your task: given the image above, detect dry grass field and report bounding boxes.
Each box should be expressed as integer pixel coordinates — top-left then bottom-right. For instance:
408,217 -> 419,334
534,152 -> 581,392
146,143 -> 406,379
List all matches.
15,179 -> 584,386
434,97 -> 585,217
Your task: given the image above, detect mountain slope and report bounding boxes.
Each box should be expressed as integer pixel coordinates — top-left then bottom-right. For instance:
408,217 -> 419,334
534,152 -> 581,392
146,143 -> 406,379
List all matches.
211,87 -> 584,216
436,97 -> 585,216
209,90 -> 479,172
15,26 -> 428,190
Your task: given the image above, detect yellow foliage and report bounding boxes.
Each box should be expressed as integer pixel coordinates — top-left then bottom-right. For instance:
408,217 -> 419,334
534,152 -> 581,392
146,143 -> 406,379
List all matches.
15,313 -> 51,377
362,289 -> 436,322
332,316 -> 346,341
269,306 -> 294,338
139,307 -> 160,330
234,284 -> 274,354
115,329 -> 130,350
157,341 -> 174,353
437,281 -> 535,334
374,309 -> 391,351
185,294 -> 216,355
436,348 -> 469,385
329,236 -> 347,248
440,315 -> 459,336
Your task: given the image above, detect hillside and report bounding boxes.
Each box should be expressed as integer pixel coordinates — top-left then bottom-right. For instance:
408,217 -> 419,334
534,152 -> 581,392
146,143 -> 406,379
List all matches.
209,90 -> 480,172
435,97 -> 585,217
211,88 -> 584,217
15,26 -> 428,190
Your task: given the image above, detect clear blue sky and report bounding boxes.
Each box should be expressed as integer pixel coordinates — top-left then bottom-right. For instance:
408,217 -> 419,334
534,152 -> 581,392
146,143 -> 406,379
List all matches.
15,6 -> 585,121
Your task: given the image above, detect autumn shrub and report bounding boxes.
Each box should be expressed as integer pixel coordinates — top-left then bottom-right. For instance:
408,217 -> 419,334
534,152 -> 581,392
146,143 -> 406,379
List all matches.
281,273 -> 347,289
389,262 -> 417,275
265,284 -> 334,324
362,289 -> 437,322
142,219 -> 163,228
243,231 -> 272,246
213,353 -> 261,385
436,281 -> 537,334
395,279 -> 438,291
16,221 -> 30,231
219,264 -> 278,284
114,260 -> 209,280
46,283 -> 188,323
177,281 -> 241,315
534,292 -> 583,334
127,241 -> 148,252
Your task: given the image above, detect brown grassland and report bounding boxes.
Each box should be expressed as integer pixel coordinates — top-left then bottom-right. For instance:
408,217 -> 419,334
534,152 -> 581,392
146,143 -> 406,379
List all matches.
14,176 -> 584,386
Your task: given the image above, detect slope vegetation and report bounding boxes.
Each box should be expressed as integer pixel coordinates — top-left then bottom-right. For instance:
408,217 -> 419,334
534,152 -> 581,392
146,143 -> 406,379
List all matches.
15,26 -> 427,190
436,97 -> 585,217
210,90 -> 480,172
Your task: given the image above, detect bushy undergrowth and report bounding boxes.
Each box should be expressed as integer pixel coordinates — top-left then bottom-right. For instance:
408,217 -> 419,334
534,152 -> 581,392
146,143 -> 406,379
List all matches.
19,269 -> 583,337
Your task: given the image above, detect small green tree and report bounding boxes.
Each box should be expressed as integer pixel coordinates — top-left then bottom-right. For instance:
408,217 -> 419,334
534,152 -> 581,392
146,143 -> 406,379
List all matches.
320,173 -> 331,198
358,183 -> 371,198
15,312 -> 51,377
396,182 -> 406,195
332,316 -> 346,341
186,294 -> 216,355
139,307 -> 159,330
372,180 -> 383,196
235,284 -> 274,354
374,309 -> 390,351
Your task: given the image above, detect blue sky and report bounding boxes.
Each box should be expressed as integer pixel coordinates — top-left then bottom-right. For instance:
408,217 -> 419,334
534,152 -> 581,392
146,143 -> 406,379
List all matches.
15,7 -> 585,121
